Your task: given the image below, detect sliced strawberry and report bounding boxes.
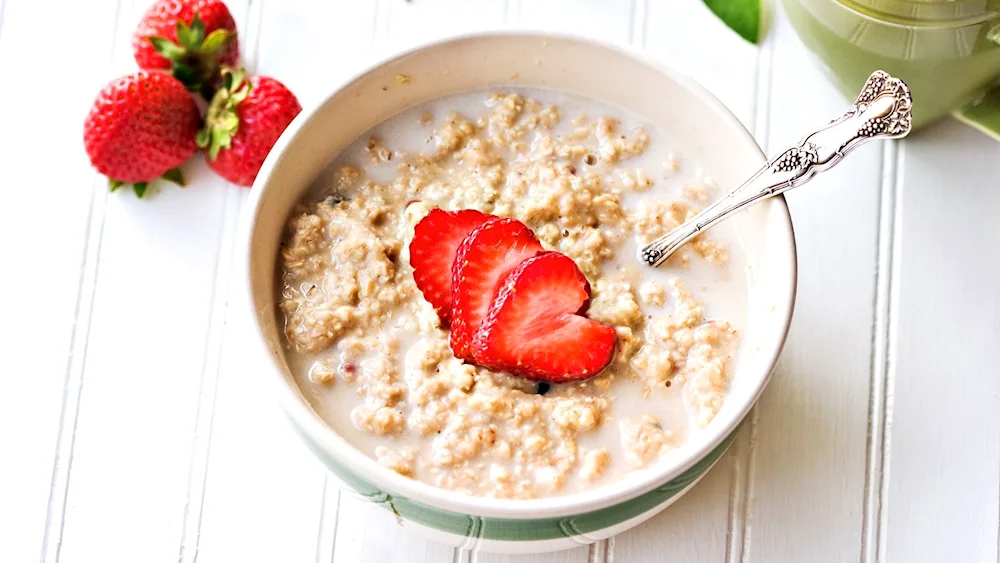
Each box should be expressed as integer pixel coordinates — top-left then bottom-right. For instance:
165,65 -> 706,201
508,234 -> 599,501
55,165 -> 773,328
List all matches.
472,252 -> 616,382
450,218 -> 544,360
409,208 -> 494,324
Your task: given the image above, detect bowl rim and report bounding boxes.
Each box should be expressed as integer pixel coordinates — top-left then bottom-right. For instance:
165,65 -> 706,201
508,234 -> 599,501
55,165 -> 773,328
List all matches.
242,30 -> 798,519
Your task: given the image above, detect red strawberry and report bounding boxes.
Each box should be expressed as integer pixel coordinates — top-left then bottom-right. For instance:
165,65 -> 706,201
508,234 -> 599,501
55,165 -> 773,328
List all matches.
473,252 -> 616,382
83,71 -> 200,198
450,218 -> 544,360
198,69 -> 302,186
410,208 -> 494,324
133,0 -> 239,96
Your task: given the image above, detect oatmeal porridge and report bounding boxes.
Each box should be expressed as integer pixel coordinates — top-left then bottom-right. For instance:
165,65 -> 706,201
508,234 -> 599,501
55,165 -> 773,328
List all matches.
278,90 -> 747,499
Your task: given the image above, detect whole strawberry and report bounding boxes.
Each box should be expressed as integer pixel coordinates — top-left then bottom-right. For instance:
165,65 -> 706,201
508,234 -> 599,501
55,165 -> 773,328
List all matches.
198,69 -> 302,187
84,71 -> 201,197
132,0 -> 239,96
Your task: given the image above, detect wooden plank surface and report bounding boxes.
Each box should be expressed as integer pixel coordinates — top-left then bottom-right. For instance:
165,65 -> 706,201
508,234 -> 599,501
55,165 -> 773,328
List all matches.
195,1 -> 378,562
883,118 -> 1000,563
740,8 -> 887,563
48,0 -> 246,560
0,1 -> 120,562
1,0 -> 998,562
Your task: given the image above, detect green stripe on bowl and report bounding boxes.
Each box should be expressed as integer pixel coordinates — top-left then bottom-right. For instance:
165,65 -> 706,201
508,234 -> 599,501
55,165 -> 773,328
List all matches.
295,425 -> 741,542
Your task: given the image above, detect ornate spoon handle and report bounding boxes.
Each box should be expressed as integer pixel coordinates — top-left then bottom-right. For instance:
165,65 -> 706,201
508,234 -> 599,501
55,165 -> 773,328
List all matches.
640,70 -> 913,268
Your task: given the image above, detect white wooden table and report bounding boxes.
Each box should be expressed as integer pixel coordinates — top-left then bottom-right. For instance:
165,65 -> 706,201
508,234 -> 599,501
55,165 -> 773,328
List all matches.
4,0 -> 999,561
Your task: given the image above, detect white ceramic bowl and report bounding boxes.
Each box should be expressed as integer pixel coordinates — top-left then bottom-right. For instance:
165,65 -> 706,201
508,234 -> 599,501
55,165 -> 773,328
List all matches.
243,32 -> 797,554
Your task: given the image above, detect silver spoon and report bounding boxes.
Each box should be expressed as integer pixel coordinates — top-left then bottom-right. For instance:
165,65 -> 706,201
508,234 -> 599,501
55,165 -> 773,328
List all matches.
640,70 -> 913,268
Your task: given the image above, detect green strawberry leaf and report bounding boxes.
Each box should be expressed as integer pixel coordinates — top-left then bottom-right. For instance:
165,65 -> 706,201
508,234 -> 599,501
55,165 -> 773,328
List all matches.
218,112 -> 240,132
230,82 -> 251,104
162,167 -> 186,187
154,12 -> 234,97
703,0 -> 761,44
199,67 -> 253,160
176,14 -> 205,49
176,22 -> 195,49
205,130 -> 232,160
133,183 -> 148,198
220,67 -> 246,92
148,36 -> 185,60
109,179 -> 125,192
201,29 -> 233,57
196,129 -> 211,147
190,14 -> 206,42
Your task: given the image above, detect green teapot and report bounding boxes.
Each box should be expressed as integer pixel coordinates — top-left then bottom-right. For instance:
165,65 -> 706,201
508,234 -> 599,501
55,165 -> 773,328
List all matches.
783,0 -> 1000,138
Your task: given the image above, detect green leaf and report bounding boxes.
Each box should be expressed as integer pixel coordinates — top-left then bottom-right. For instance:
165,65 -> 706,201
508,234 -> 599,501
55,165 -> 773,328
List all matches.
109,179 -> 125,192
230,81 -> 251,104
176,21 -> 195,49
162,167 -> 186,187
207,130 -> 231,160
201,29 -> 233,57
219,112 -> 240,132
989,24 -> 1000,46
189,13 -> 206,43
133,183 -> 148,198
703,0 -> 761,44
221,67 -> 248,97
196,128 -> 211,148
218,67 -> 234,91
148,36 -> 185,60
176,14 -> 205,49
200,66 -> 253,160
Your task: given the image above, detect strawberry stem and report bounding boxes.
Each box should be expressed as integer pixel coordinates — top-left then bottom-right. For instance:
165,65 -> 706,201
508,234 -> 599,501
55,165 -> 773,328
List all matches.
146,13 -> 235,98
197,67 -> 251,161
